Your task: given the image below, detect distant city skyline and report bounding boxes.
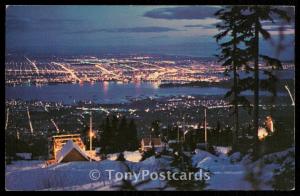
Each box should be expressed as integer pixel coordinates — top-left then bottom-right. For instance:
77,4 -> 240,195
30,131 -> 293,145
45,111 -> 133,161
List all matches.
6,5 -> 295,60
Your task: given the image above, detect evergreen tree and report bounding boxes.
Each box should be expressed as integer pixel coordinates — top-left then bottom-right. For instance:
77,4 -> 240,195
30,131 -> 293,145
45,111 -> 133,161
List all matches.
215,6 -> 253,145
169,149 -> 206,190
240,6 -> 291,136
108,115 -> 119,152
128,119 -> 139,150
81,125 -> 90,147
100,116 -> 113,153
99,115 -> 139,153
150,120 -> 161,138
117,116 -> 128,151
215,5 -> 291,144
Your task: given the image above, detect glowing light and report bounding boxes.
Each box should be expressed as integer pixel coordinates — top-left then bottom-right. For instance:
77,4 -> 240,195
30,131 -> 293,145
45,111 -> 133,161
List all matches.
95,64 -> 121,79
265,116 -> 274,133
79,80 -> 84,87
285,85 -> 295,106
135,80 -> 141,88
89,131 -> 95,138
258,127 -> 268,141
103,81 -> 109,94
151,81 -> 161,89
25,56 -> 39,75
52,62 -> 80,82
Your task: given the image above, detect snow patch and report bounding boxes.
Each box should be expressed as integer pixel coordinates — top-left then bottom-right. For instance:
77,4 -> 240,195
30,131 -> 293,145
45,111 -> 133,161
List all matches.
106,153 -> 120,161
229,152 -> 242,163
123,151 -> 142,162
213,146 -> 232,156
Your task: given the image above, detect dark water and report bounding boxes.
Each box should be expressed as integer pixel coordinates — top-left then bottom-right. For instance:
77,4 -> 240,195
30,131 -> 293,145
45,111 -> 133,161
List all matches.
5,82 -> 288,104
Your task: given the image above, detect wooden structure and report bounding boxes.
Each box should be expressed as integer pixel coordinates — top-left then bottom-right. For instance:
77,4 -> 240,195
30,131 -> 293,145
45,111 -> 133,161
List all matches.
51,134 -> 86,160
56,140 -> 89,163
141,138 -> 164,151
265,116 -> 274,133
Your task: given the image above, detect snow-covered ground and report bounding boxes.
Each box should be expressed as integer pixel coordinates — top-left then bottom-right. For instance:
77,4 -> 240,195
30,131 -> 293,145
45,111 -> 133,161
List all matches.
213,146 -> 232,156
192,149 -> 252,190
106,153 -> 120,161
5,148 -> 294,191
5,160 -> 128,191
106,151 -> 142,162
5,155 -> 172,191
244,147 -> 295,190
191,147 -> 295,190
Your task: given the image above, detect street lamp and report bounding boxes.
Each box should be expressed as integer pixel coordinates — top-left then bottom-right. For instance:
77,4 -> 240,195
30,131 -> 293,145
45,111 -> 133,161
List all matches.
89,131 -> 95,139
181,113 -> 189,142
175,122 -> 180,143
284,84 -> 295,106
183,130 -> 189,142
204,107 -> 207,150
200,106 -> 209,150
89,112 -> 93,151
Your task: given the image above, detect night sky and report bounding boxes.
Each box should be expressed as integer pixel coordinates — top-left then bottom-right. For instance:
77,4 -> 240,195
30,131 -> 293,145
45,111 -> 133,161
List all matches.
6,5 -> 295,60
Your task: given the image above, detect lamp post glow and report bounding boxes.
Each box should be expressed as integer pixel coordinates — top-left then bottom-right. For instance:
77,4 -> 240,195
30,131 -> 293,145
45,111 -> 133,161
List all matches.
5,108 -> 9,130
182,113 -> 189,142
89,112 -> 93,151
204,108 -> 207,150
284,85 -> 295,106
183,130 -> 189,142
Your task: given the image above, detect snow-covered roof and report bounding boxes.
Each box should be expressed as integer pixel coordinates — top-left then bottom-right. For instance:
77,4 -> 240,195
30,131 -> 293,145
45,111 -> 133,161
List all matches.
56,140 -> 90,163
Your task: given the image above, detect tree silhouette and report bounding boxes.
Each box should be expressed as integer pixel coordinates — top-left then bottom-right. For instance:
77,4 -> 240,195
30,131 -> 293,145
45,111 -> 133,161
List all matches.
99,115 -> 139,153
127,119 -> 139,150
150,120 -> 161,138
99,116 -> 113,153
117,116 -> 128,151
215,5 -> 291,144
240,6 -> 291,136
215,6 -> 252,145
169,149 -> 206,190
